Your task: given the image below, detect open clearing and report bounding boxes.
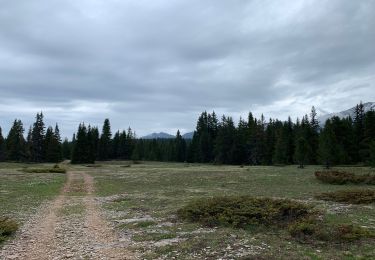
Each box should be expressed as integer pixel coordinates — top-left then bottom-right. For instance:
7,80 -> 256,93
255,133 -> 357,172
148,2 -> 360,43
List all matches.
1,162 -> 375,259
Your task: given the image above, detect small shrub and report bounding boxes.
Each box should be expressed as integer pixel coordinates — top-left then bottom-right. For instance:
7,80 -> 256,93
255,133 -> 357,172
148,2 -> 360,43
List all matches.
177,196 -> 311,228
0,217 -> 18,243
315,189 -> 375,204
289,220 -> 374,242
315,171 -> 375,185
22,165 -> 66,174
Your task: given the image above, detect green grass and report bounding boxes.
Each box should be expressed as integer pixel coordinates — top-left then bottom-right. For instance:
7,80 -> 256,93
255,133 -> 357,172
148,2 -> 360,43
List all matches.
0,163 -> 66,223
91,162 -> 375,259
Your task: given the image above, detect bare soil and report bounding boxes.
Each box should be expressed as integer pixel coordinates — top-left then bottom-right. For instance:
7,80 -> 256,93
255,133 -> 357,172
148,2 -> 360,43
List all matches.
0,171 -> 135,260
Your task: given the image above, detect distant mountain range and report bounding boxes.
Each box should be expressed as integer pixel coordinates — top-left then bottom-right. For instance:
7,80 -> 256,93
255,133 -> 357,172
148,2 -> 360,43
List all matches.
317,102 -> 375,125
141,102 -> 374,139
141,131 -> 194,139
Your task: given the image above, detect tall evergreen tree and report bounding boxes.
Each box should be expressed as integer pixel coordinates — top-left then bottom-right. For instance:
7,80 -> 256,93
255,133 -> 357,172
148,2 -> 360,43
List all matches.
175,130 -> 186,162
6,120 -> 26,161
44,125 -> 62,163
30,112 -> 46,162
370,140 -> 375,167
318,119 -> 337,169
62,138 -> 71,160
71,123 -> 89,164
98,119 -> 112,160
0,127 -> 5,161
295,137 -> 309,168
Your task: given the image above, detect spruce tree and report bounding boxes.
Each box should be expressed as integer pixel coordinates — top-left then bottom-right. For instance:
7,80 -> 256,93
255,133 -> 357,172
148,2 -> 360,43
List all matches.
175,130 -> 186,162
370,140 -> 375,167
45,125 -> 62,163
30,112 -> 46,162
318,119 -> 337,169
6,119 -> 26,161
71,123 -> 88,164
62,138 -> 71,160
0,127 -> 5,161
98,119 -> 112,160
295,137 -> 309,168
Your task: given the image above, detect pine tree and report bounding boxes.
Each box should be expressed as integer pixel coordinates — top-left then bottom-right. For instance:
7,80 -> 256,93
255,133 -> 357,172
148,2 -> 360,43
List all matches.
295,137 -> 309,168
0,127 -> 5,161
86,126 -> 96,163
30,112 -> 46,162
318,119 -> 337,169
175,130 -> 186,162
6,120 -> 26,161
354,102 -> 365,162
98,119 -> 112,161
62,138 -> 71,160
71,123 -> 88,164
370,140 -> 375,167
44,125 -> 62,163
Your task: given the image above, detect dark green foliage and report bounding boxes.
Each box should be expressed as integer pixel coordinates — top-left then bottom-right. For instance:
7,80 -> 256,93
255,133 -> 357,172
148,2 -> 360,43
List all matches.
0,217 -> 18,243
177,196 -> 311,228
30,112 -> 46,162
62,138 -> 71,160
98,119 -> 112,160
294,137 -> 309,168
370,140 -> 375,167
315,189 -> 375,204
44,125 -> 62,163
22,165 -> 66,173
71,123 -> 90,164
0,127 -> 5,161
314,171 -> 375,185
6,119 -> 26,161
289,219 -> 374,242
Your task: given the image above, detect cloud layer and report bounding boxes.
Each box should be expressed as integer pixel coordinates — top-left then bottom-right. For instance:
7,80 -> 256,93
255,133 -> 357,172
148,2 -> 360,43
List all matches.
0,0 -> 374,137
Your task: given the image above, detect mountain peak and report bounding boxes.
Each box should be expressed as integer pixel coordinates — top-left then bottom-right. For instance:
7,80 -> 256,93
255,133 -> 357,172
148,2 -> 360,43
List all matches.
318,102 -> 375,125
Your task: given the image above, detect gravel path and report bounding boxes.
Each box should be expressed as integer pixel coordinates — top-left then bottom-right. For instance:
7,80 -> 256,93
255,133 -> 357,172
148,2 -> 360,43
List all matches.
0,171 -> 135,260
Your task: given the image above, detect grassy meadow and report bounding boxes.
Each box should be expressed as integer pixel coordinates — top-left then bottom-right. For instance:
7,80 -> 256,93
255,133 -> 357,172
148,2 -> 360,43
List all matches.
1,161 -> 375,259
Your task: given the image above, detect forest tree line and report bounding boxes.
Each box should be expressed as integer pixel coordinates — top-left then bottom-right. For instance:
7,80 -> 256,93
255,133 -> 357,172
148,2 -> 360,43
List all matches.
0,103 -> 374,167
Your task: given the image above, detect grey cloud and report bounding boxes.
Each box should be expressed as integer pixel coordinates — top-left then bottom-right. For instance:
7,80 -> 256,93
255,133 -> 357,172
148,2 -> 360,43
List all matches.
0,0 -> 374,137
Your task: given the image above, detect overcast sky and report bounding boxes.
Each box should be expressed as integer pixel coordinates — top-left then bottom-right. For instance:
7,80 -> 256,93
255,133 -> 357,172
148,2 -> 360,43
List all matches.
0,0 -> 374,138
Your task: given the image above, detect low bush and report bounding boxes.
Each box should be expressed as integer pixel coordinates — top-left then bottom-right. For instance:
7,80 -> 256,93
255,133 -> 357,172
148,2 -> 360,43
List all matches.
22,165 -> 66,173
177,196 -> 311,228
315,189 -> 375,204
0,217 -> 18,243
289,220 -> 374,242
315,171 -> 375,185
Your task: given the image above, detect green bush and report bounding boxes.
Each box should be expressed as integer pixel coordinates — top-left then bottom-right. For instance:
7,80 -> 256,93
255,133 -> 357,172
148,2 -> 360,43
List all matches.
315,171 -> 375,185
22,165 -> 66,173
315,189 -> 375,204
177,196 -> 311,228
289,220 -> 374,242
0,217 -> 18,243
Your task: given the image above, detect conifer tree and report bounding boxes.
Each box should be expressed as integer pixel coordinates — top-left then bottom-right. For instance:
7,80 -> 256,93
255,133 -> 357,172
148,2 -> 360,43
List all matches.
175,130 -> 186,162
295,137 -> 309,168
6,119 -> 26,161
318,119 -> 337,169
30,112 -> 46,162
0,127 -> 5,161
71,123 -> 88,164
86,125 -> 96,163
62,138 -> 71,160
370,140 -> 375,167
98,119 -> 112,160
44,125 -> 62,163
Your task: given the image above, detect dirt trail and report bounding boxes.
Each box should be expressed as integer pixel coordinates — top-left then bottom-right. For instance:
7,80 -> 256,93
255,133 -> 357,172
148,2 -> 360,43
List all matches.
0,171 -> 134,260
